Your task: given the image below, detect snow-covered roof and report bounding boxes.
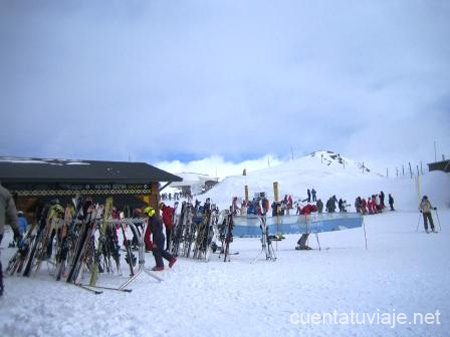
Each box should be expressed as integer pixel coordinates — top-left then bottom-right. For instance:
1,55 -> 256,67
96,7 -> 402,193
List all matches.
0,156 -> 182,184
169,172 -> 218,188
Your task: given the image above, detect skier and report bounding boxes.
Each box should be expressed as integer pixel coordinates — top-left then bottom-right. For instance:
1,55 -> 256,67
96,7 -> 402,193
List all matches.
367,196 -> 375,214
388,194 -> 395,211
240,200 -> 248,215
419,196 -> 437,233
361,198 -> 368,215
326,196 -> 337,213
271,201 -> 277,217
311,188 -> 317,202
295,204 -> 317,250
380,191 -> 385,209
17,211 -> 28,235
231,197 -> 240,215
0,182 -> 21,296
354,197 -> 362,213
316,199 -> 324,213
338,199 -> 345,212
307,189 -> 311,203
144,206 -> 177,271
376,194 -> 382,212
160,203 -> 175,251
9,210 -> 28,248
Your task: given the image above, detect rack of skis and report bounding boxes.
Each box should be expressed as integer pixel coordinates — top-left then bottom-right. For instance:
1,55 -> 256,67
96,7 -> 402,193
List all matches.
169,199 -> 235,262
6,196 -> 156,293
6,196 -> 236,293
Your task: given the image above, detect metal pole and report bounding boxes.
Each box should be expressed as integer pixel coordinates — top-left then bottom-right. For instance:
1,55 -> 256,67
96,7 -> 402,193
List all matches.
434,141 -> 437,162
435,209 -> 442,233
315,233 -> 321,251
416,213 -> 422,232
363,218 -> 368,250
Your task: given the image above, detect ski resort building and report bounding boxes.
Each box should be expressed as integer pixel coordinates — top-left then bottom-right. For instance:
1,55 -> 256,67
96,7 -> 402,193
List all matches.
168,172 -> 219,196
0,157 -> 181,222
428,159 -> 450,173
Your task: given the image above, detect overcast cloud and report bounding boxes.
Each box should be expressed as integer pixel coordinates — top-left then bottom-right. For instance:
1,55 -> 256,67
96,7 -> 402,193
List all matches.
1,0 -> 449,174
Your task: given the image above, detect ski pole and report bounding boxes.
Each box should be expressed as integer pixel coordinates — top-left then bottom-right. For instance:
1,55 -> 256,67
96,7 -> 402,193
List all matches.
435,209 -> 442,233
416,213 -> 422,232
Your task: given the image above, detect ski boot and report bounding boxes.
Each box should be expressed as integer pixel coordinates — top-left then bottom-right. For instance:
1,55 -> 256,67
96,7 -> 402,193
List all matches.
295,245 -> 312,250
169,257 -> 177,268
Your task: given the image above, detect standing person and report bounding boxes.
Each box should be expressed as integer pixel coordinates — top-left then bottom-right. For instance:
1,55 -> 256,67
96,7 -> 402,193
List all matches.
388,194 -> 395,211
380,191 -> 385,209
144,206 -> 177,271
9,210 -> 28,248
271,201 -> 277,217
338,199 -> 345,212
419,196 -> 437,233
361,198 -> 367,215
1,183 -> 22,296
327,196 -> 337,213
160,203 -> 175,251
295,204 -> 317,250
367,197 -> 373,214
240,200 -> 248,215
375,194 -> 381,213
307,189 -> 311,203
316,199 -> 324,213
17,211 -> 28,235
231,197 -> 240,215
311,188 -> 317,202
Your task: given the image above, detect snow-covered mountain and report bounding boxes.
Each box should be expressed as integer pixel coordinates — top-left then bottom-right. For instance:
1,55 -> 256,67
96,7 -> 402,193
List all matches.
198,151 -> 450,211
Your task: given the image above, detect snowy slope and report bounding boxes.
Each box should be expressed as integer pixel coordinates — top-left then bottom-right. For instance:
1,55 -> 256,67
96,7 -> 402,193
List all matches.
198,151 -> 450,211
1,150 -> 449,337
1,211 -> 449,337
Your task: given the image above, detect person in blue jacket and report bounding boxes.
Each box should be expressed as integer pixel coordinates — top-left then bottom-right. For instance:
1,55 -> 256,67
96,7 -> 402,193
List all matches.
17,211 -> 28,235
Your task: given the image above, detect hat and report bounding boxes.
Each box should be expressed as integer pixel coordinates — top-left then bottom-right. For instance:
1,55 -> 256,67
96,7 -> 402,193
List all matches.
144,206 -> 156,217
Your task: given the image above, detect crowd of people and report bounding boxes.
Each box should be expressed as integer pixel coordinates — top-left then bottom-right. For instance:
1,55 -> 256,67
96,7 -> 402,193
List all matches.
354,191 -> 395,214
229,188 -> 399,218
160,192 -> 190,201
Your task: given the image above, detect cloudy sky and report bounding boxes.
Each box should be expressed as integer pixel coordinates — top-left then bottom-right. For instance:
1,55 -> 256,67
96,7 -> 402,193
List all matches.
1,0 -> 449,176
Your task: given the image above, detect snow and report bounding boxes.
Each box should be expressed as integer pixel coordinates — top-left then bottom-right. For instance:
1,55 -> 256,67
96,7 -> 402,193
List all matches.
0,157 -> 91,166
197,151 -> 450,211
1,211 -> 449,336
1,151 -> 449,337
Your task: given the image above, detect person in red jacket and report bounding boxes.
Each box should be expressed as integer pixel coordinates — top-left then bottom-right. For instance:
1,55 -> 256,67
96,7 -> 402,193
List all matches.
160,203 -> 175,251
296,204 -> 318,250
361,198 -> 367,215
